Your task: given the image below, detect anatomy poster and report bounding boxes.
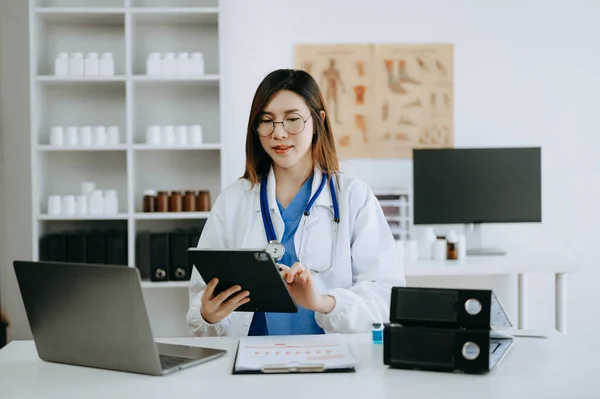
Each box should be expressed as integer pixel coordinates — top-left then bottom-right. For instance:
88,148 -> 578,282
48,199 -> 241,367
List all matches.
294,44 -> 375,158
294,43 -> 453,159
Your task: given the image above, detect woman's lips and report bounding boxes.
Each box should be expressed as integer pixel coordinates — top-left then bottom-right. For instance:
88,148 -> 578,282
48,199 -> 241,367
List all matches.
273,145 -> 292,154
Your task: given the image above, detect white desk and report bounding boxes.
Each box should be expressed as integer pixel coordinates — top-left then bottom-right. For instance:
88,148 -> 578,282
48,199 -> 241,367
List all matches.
0,333 -> 598,399
402,255 -> 580,333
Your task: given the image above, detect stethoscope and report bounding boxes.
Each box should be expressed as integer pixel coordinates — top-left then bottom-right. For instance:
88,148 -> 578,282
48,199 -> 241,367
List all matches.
260,172 -> 340,274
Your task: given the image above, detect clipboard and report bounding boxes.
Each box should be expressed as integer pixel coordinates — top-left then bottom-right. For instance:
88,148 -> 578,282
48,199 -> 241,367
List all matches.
231,335 -> 357,375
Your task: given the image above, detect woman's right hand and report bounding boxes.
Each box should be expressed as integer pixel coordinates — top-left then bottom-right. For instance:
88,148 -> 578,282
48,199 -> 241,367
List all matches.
200,278 -> 250,324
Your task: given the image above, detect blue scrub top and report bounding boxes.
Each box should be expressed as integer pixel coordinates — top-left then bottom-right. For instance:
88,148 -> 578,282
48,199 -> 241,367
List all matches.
248,174 -> 325,336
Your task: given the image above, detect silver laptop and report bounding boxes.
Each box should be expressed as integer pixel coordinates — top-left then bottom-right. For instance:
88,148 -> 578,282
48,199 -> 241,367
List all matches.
13,260 -> 227,376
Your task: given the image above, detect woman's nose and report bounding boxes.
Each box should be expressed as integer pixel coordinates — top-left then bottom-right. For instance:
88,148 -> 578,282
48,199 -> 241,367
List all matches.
272,122 -> 288,139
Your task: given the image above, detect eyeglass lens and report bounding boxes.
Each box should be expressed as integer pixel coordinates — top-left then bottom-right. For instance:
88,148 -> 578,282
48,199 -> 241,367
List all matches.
255,113 -> 306,136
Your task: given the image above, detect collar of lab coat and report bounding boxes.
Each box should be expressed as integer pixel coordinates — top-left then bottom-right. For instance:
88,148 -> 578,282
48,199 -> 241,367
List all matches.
254,165 -> 334,211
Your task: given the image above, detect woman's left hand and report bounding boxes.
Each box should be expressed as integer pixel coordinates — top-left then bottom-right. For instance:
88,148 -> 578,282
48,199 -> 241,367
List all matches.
279,262 -> 336,314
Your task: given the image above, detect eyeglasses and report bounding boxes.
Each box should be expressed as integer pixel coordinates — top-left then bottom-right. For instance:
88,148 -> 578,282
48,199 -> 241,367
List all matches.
254,113 -> 312,137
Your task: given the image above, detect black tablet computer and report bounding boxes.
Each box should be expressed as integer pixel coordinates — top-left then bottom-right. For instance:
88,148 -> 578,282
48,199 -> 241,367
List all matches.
187,248 -> 298,313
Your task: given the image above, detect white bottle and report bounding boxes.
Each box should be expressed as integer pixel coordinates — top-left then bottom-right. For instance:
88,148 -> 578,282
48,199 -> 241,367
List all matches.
418,227 -> 436,260
65,126 -> 78,146
458,234 -> 467,260
89,190 -> 104,215
76,194 -> 88,215
162,53 -> 176,76
146,52 -> 162,76
61,195 -> 76,216
190,52 -> 205,76
47,195 -> 62,216
54,52 -> 69,76
107,126 -> 120,145
100,52 -> 115,76
79,126 -> 92,146
189,125 -> 203,145
162,125 -> 175,146
432,239 -> 447,261
146,125 -> 161,145
50,126 -> 64,146
176,52 -> 189,76
69,53 -> 84,76
93,126 -> 107,146
175,125 -> 188,146
80,181 -> 95,196
84,52 -> 100,76
103,190 -> 119,214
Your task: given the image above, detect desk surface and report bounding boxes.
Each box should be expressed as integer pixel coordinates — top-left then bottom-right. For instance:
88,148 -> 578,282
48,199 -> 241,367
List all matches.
403,255 -> 580,276
0,333 -> 598,399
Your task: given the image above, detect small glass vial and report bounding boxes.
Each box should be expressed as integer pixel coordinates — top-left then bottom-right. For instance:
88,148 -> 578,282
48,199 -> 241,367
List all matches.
446,230 -> 459,260
156,191 -> 169,212
372,322 -> 383,344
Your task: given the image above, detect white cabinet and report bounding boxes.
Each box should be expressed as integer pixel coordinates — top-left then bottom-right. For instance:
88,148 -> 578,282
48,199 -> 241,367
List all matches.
29,0 -> 223,288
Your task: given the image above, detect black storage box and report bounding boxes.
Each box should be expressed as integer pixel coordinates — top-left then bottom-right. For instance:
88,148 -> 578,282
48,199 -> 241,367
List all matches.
383,287 -> 514,374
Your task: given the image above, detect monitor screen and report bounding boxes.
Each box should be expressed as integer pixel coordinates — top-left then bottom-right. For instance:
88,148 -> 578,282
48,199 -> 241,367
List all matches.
412,147 -> 542,225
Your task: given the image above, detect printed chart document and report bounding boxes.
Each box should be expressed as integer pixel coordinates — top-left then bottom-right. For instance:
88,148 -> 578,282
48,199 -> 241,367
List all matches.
233,334 -> 357,374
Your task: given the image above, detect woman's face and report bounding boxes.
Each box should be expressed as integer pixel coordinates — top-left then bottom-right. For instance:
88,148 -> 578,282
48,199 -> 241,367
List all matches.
257,90 -> 315,171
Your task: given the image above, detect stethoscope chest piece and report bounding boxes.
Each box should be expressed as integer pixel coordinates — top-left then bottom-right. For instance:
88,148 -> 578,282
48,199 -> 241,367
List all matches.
265,240 -> 285,261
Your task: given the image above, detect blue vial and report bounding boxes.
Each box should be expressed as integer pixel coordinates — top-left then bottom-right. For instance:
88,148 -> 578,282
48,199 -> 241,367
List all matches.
372,322 -> 383,344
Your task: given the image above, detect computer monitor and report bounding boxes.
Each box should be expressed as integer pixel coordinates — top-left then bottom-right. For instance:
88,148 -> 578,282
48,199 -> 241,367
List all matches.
412,147 -> 542,255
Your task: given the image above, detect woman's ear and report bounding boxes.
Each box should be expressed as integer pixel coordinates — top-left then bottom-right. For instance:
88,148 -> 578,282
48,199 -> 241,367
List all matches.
319,110 -> 326,121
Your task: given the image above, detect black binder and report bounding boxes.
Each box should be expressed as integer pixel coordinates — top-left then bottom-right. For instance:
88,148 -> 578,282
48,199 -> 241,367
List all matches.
384,287 -> 514,374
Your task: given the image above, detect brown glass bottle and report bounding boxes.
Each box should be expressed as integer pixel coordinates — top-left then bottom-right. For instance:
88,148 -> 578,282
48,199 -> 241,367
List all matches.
143,190 -> 157,212
156,191 -> 169,212
183,190 -> 196,212
169,191 -> 183,212
196,190 -> 211,212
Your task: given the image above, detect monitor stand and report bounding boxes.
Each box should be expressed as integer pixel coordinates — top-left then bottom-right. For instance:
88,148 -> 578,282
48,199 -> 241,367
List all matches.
464,224 -> 506,256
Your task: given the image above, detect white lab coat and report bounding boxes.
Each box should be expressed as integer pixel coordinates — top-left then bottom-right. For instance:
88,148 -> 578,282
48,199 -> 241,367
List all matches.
186,166 -> 406,337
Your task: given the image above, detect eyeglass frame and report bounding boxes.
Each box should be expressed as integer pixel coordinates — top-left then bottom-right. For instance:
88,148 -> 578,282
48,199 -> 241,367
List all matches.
253,112 -> 313,137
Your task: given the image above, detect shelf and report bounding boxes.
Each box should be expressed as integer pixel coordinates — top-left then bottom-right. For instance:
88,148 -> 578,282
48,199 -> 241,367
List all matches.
132,144 -> 220,151
135,212 -> 210,220
131,8 -> 218,24
34,8 -> 126,24
130,0 -> 218,10
38,145 -> 128,151
38,213 -> 129,220
132,75 -> 220,85
141,280 -> 188,288
36,76 -> 127,83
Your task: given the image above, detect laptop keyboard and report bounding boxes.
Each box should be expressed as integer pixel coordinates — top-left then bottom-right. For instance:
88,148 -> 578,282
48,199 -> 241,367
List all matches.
160,354 -> 192,370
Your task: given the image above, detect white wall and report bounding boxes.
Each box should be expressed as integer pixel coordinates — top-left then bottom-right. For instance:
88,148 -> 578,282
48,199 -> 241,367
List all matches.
1,0 -> 599,340
0,0 -> 32,341
219,0 -> 600,338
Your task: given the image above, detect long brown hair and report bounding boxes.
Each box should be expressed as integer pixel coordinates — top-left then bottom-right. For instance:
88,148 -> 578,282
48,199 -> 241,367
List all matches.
241,69 -> 340,186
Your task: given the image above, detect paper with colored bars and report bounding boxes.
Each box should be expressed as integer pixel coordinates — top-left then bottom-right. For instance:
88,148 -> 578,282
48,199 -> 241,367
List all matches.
233,334 -> 356,374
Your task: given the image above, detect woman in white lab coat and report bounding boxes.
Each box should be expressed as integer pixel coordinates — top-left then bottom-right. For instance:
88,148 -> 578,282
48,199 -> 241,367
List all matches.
186,69 -> 405,337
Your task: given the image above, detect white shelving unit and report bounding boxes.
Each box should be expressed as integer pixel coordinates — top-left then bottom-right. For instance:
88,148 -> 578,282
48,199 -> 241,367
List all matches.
28,0 -> 223,288
373,189 -> 413,241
